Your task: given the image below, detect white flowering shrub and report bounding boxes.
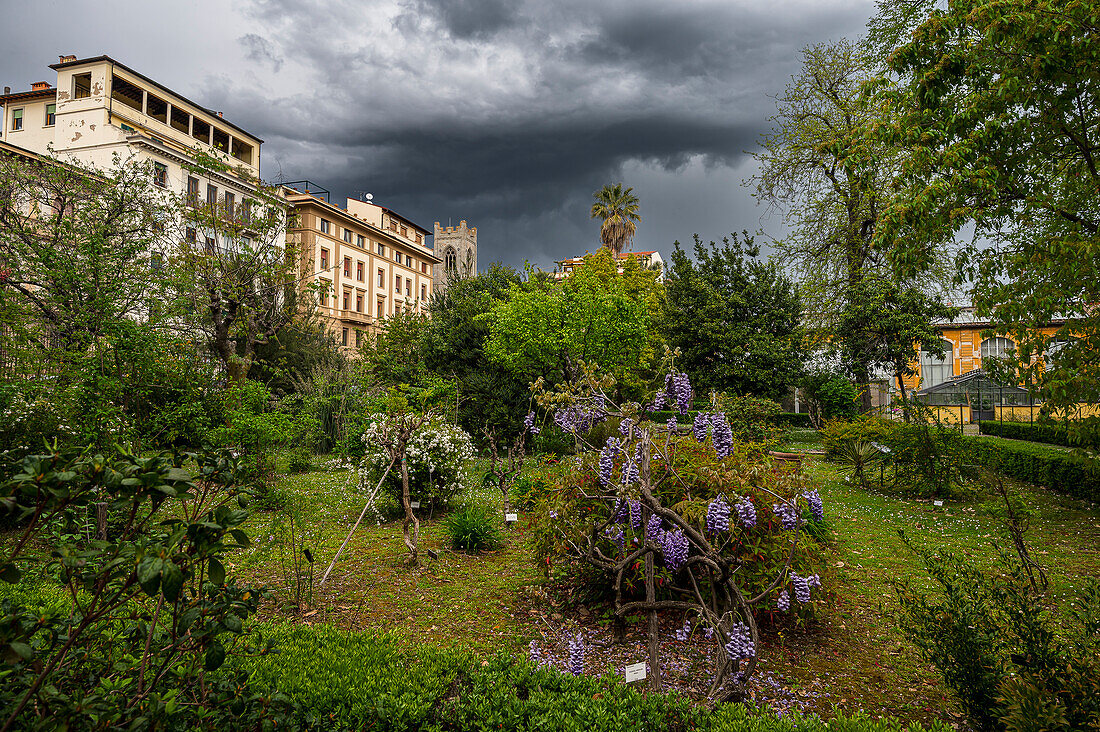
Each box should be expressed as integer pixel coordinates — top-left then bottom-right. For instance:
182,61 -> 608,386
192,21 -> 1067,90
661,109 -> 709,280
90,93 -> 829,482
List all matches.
359,416 -> 475,507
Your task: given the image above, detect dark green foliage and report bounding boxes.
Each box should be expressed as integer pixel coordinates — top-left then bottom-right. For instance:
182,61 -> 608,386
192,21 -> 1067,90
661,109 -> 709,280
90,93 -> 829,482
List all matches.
242,623 -> 950,732
776,412 -> 813,428
662,233 -> 805,401
977,420 -> 1093,450
445,505 -> 503,554
285,447 -> 313,474
249,310 -> 344,398
968,437 -> 1100,504
717,394 -> 785,445
895,536 -> 1100,732
800,371 -> 860,427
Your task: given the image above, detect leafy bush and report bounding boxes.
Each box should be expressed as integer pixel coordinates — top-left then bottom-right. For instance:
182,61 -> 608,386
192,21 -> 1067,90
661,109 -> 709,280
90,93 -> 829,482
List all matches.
883,421 -> 980,499
359,416 -> 475,508
801,372 -> 860,427
776,412 -> 812,428
445,504 -> 504,553
968,437 -> 1100,503
285,446 -> 313,474
895,537 -> 1100,732
821,416 -> 896,457
716,394 -> 785,445
241,622 -> 951,732
977,419 -> 1099,449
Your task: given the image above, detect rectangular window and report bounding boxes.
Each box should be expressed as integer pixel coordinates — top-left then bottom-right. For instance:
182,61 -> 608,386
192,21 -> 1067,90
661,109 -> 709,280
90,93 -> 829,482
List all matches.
395,274 -> 401,293
355,330 -> 362,348
394,251 -> 400,263
356,293 -> 363,312
320,218 -> 331,234
357,234 -> 366,248
153,162 -> 167,188
45,104 -> 56,126
224,192 -> 235,219
356,261 -> 364,281
320,248 -> 329,270
343,228 -> 352,243
73,73 -> 92,99
377,300 -> 384,319
186,176 -> 199,206
342,328 -> 348,346
170,106 -> 190,133
400,225 -> 408,237
11,108 -> 22,131
146,93 -> 167,123
405,280 -> 411,296
421,284 -> 426,300
204,236 -> 216,253
239,198 -> 251,225
212,127 -> 229,152
377,268 -> 384,287
389,220 -> 397,232
319,288 -> 327,306
406,255 -> 412,267
231,138 -> 252,165
377,242 -> 384,255
343,256 -> 351,277
416,233 -> 423,245
185,227 -> 196,244
111,75 -> 143,112
342,291 -> 350,310
206,184 -> 218,206
191,117 -> 210,144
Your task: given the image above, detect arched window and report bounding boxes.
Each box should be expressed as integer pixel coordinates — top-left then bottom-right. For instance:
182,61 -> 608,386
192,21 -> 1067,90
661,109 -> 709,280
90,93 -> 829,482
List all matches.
1044,337 -> 1075,369
444,246 -> 457,274
919,339 -> 954,388
980,337 -> 1015,360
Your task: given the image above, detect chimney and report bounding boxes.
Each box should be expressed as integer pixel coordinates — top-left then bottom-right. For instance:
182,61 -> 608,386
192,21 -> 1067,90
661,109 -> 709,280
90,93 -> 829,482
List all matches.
59,55 -> 76,63
3,87 -> 9,95
215,111 -> 223,118
31,81 -> 51,91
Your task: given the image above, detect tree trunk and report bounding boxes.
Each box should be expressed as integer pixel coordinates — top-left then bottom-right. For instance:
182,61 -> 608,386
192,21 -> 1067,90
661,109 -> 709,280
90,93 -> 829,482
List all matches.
400,451 -> 419,565
646,550 -> 661,692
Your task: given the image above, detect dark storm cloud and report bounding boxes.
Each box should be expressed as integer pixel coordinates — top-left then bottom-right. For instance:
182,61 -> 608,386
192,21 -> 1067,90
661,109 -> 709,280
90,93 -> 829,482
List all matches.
204,0 -> 875,267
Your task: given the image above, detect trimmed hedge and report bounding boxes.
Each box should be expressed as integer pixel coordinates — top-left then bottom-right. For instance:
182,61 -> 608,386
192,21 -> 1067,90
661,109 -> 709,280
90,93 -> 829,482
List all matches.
978,420 -> 1082,448
776,412 -> 813,428
969,436 -> 1100,504
242,623 -> 948,731
647,410 -> 811,429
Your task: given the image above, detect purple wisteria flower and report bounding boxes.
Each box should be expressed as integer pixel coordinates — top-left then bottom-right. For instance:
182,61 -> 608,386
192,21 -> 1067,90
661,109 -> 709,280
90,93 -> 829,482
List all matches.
646,514 -> 663,543
777,589 -> 790,612
598,437 -> 619,486
529,640 -> 546,667
619,418 -> 635,436
629,500 -> 641,530
666,415 -> 677,433
553,405 -> 603,434
773,501 -> 799,530
611,498 -> 629,523
791,572 -> 811,603
734,497 -> 757,528
605,525 -> 626,551
711,412 -> 733,459
666,372 -> 693,414
706,494 -> 731,533
725,621 -> 754,660
693,412 -> 711,442
662,528 -> 690,571
523,411 -> 540,435
674,618 -> 692,642
803,488 -> 824,522
807,574 -> 822,589
567,632 -> 585,676
652,389 -> 667,411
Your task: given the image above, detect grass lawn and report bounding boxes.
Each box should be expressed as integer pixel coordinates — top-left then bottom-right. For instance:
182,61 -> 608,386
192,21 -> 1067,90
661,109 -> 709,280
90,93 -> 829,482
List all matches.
229,440 -> 1100,727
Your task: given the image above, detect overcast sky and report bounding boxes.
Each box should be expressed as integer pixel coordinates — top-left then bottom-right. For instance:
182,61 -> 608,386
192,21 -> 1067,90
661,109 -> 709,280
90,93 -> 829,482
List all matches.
1,0 -> 875,270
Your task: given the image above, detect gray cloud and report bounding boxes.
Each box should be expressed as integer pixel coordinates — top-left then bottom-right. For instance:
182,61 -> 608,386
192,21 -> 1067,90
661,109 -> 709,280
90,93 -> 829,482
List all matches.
239,33 -> 284,72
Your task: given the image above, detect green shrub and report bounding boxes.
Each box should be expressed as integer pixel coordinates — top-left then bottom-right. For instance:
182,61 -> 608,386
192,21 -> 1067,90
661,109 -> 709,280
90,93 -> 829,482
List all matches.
445,504 -> 503,553
977,419 -> 1100,450
821,416 -> 897,457
776,412 -> 813,428
285,446 -> 313,474
883,421 -> 980,499
968,436 -> 1100,503
717,393 -> 785,445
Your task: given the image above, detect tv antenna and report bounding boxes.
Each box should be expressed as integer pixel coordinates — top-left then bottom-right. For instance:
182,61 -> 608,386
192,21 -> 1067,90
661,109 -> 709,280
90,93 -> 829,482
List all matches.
354,191 -> 374,203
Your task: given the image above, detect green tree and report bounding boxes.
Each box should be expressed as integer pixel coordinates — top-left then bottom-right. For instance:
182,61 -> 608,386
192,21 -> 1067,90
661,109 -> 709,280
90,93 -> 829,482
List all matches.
876,0 -> 1100,420
661,232 -> 804,401
422,264 -> 530,438
834,277 -> 958,412
484,251 -> 662,399
590,183 -> 641,256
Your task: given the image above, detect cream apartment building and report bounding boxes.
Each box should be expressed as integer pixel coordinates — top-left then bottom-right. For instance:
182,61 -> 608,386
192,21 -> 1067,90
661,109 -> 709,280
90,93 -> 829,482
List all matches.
1,54 -> 265,226
284,186 -> 440,351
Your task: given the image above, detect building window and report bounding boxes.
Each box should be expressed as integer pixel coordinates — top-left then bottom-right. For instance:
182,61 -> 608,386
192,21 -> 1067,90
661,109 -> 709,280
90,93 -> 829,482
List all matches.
980,337 -> 1015,361
389,220 -> 398,232
212,128 -> 229,153
320,218 -> 331,235
230,138 -> 252,165
206,184 -> 218,207
152,162 -> 167,188
377,242 -> 384,256
421,284 -> 427,300
343,256 -> 351,277
146,93 -> 167,123
416,233 -> 423,245
171,106 -> 190,133
395,274 -> 401,293
356,293 -> 363,312
355,330 -> 362,348
185,227 -> 196,244
186,176 -> 199,205
224,192 -> 236,219
444,247 -> 457,274
111,75 -> 143,111
357,261 -> 364,281
73,73 -> 92,99
343,228 -> 352,243
45,103 -> 56,126
204,236 -> 216,253
377,268 -> 384,287
394,251 -> 401,263
400,225 -> 408,237
342,291 -> 350,310
357,234 -> 366,248
320,248 -> 329,269
377,300 -> 385,319
406,255 -> 412,267
342,328 -> 348,346
192,117 -> 210,144
919,340 -> 954,389
10,108 -> 22,131
319,288 -> 327,306
405,280 -> 411,296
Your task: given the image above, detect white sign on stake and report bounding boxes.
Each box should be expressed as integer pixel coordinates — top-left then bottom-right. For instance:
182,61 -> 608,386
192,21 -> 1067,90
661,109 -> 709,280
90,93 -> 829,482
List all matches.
505,513 -> 518,523
411,501 -> 421,509
933,500 -> 944,507
624,662 -> 647,683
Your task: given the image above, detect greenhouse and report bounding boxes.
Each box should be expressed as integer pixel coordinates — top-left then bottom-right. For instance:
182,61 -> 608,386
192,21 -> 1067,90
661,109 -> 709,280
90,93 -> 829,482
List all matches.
913,369 -> 1032,421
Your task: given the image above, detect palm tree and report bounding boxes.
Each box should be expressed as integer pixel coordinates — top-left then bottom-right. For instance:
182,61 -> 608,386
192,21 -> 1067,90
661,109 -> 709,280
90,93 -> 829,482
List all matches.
590,183 -> 640,256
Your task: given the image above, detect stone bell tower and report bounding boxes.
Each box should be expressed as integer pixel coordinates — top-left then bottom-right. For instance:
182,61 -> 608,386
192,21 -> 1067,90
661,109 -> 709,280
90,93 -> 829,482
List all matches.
432,220 -> 477,294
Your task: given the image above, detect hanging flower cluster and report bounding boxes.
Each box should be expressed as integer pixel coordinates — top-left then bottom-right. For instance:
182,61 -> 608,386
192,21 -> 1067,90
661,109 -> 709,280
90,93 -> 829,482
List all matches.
598,437 -> 619,486
734,497 -> 757,528
803,488 -> 824,522
724,621 -> 754,660
567,632 -> 586,676
665,372 -> 693,414
772,500 -> 800,530
523,411 -> 540,435
553,405 -> 604,434
706,494 -> 731,533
